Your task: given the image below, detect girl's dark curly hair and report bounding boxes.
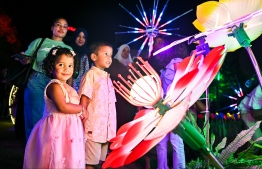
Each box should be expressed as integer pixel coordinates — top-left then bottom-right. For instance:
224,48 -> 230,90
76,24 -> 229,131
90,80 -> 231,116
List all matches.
42,46 -> 79,78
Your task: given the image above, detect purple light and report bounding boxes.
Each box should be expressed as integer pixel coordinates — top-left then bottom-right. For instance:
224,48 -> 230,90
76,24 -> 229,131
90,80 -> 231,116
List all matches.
154,8 -> 262,56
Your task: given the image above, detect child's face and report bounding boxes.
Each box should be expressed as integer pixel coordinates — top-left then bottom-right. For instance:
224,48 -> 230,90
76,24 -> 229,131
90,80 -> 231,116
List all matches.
92,46 -> 113,70
52,54 -> 74,83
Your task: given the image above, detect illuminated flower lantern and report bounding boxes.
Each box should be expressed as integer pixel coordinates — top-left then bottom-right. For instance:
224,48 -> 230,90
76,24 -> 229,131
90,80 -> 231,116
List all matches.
192,0 -> 262,87
153,0 -> 262,56
102,46 -> 227,169
193,0 -> 262,52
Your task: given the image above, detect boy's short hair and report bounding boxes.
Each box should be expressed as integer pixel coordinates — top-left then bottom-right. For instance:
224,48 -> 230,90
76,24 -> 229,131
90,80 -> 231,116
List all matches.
89,41 -> 113,55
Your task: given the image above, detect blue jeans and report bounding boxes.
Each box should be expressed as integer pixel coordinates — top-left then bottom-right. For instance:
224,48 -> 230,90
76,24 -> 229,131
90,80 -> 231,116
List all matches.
156,132 -> 186,169
24,71 -> 51,141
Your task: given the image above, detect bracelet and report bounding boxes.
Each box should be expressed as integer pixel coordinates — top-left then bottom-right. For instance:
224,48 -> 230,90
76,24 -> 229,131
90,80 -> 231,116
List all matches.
78,106 -> 84,117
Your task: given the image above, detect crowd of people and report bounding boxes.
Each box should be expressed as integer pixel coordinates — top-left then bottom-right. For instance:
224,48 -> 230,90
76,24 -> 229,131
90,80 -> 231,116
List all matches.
1,16 -> 262,169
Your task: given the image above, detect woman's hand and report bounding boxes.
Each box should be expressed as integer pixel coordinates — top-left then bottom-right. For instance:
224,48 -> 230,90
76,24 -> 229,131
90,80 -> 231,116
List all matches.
19,57 -> 32,65
16,52 -> 32,65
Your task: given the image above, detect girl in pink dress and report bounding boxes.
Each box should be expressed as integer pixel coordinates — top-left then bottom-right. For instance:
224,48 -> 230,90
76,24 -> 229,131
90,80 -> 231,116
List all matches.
23,47 -> 86,169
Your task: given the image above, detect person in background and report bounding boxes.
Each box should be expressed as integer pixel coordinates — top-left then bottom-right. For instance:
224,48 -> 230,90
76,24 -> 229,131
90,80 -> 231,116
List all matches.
157,57 -> 186,169
67,27 -> 91,91
78,41 -> 116,169
149,35 -> 191,169
114,44 -> 133,66
148,35 -> 167,75
105,44 -> 138,130
238,84 -> 262,144
23,47 -> 86,168
22,17 -> 72,141
148,35 -> 189,76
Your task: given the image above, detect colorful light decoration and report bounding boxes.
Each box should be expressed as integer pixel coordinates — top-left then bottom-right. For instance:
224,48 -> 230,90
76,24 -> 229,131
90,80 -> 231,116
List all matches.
103,45 -> 227,168
116,0 -> 193,58
154,0 -> 262,91
68,26 -> 76,32
193,0 -> 262,115
192,0 -> 262,88
192,0 -> 262,52
153,4 -> 262,56
214,74 -> 244,114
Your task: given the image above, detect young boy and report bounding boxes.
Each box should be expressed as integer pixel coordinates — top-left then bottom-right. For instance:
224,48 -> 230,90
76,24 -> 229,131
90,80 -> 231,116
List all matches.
78,41 -> 116,169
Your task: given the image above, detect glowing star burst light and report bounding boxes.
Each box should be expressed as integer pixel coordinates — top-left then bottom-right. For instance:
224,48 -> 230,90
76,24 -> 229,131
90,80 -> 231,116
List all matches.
216,75 -> 244,114
116,0 -> 193,58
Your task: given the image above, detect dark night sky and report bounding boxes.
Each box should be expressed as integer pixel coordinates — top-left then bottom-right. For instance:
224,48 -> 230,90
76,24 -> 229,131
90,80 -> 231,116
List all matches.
2,1 -> 262,63
2,0 -> 262,89
2,0 -> 262,111
2,0 -> 208,50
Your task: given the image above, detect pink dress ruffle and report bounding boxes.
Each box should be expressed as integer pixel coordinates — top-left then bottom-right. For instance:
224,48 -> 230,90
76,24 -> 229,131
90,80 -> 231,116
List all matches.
23,79 -> 85,169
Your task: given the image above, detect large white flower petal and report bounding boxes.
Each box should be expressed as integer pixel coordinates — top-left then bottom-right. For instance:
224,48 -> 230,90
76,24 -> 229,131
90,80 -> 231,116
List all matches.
130,76 -> 160,106
196,1 -> 232,30
245,16 -> 262,40
220,0 -> 262,20
194,0 -> 262,52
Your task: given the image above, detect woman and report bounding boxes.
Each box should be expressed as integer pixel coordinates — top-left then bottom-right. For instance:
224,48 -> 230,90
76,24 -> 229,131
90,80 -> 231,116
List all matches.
23,17 -> 72,141
114,44 -> 133,66
68,27 -> 90,91
105,44 -> 137,130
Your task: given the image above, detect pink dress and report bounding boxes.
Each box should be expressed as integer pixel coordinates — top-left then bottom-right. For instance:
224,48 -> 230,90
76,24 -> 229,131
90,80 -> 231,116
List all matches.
23,79 -> 85,169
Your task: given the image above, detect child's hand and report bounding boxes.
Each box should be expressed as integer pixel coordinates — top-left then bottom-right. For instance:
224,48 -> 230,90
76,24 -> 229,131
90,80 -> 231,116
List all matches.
80,107 -> 88,123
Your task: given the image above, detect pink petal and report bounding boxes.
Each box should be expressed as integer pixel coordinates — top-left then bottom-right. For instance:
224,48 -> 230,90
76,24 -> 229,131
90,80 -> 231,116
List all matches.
172,55 -> 195,84
109,132 -> 125,149
110,109 -> 158,150
134,109 -> 153,119
122,112 -> 160,145
172,45 -> 226,106
190,59 -> 224,105
125,135 -> 166,164
190,55 -> 204,71
109,153 -> 130,168
166,68 -> 199,103
116,109 -> 155,136
102,146 -> 131,168
104,115 -> 159,168
186,46 -> 226,105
